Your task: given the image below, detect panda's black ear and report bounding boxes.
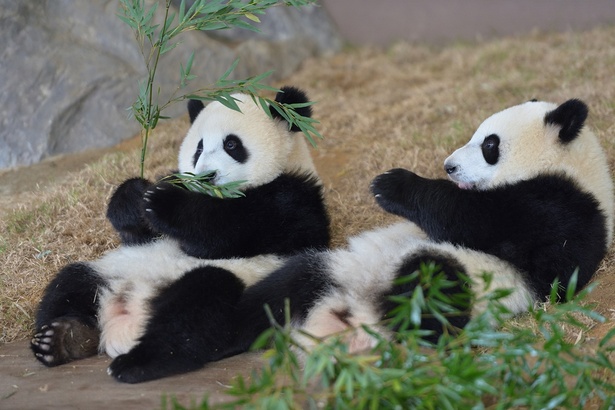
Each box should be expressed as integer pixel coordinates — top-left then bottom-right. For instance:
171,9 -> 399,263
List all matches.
270,86 -> 312,132
187,99 -> 205,124
544,99 -> 588,144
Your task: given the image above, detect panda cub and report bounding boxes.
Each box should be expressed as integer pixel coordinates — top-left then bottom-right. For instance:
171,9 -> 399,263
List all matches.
30,86 -> 330,383
227,98 -> 613,354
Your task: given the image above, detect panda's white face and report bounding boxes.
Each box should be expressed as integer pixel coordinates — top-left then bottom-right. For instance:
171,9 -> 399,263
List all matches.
445,100 -> 567,190
178,94 -> 298,189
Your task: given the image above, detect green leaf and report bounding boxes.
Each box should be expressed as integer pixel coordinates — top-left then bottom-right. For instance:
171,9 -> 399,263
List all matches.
116,14 -> 138,30
216,94 -> 241,112
219,59 -> 240,82
244,12 -> 261,23
565,269 -> 579,302
161,172 -> 245,198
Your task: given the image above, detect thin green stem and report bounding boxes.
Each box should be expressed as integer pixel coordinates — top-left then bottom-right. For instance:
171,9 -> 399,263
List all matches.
139,0 -> 172,178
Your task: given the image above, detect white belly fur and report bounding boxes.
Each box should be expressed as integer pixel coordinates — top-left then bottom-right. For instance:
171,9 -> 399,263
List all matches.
90,238 -> 285,357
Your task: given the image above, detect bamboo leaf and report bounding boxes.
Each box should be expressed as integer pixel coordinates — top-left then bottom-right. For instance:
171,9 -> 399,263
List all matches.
244,12 -> 261,23
220,59 -> 239,82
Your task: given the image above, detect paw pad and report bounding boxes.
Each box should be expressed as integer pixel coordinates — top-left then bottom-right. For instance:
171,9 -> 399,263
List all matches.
30,318 -> 100,367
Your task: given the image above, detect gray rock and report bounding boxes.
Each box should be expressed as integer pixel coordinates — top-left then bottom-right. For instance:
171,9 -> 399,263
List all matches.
0,0 -> 341,170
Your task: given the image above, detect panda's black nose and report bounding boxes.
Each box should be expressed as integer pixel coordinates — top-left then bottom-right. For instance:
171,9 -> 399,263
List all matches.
445,164 -> 457,175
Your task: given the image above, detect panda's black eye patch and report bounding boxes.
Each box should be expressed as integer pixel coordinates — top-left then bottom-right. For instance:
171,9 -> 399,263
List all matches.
481,134 -> 500,165
223,134 -> 249,163
192,139 -> 203,167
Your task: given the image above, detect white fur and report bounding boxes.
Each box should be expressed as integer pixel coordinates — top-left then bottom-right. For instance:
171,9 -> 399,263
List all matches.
178,93 -> 317,189
94,239 -> 285,357
295,223 -> 534,352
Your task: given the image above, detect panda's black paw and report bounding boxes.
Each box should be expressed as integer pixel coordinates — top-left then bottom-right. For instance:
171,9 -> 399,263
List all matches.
371,168 -> 419,215
143,182 -> 188,232
107,351 -> 156,383
107,178 -> 158,245
108,345 -> 197,383
107,352 -> 151,384
31,317 -> 100,367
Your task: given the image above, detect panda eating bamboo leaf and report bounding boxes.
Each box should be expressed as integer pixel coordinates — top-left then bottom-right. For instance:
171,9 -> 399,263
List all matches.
31,86 -> 330,383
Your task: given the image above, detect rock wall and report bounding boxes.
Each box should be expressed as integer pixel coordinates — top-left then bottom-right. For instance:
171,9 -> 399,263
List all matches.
0,0 -> 341,170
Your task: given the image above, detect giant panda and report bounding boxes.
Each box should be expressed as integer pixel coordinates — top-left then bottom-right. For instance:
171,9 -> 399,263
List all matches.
30,86 -> 330,383
221,98 -> 613,355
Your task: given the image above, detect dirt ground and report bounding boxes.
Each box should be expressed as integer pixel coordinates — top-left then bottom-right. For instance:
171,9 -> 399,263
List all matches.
2,26 -> 615,409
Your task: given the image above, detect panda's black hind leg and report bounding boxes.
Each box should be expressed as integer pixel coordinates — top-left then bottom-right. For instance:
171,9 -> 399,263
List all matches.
382,250 -> 472,342
108,266 -> 245,383
31,317 -> 100,366
31,263 -> 103,366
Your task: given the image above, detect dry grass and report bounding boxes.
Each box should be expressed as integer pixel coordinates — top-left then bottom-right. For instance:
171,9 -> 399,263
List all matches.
2,25 -> 615,344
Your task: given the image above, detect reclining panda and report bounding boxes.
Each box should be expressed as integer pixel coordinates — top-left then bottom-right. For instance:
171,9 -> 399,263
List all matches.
30,86 -> 330,383
230,97 -> 613,354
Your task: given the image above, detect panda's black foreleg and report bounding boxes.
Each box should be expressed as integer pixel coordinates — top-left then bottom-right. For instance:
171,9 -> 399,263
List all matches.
371,169 -> 495,247
382,250 -> 472,343
108,266 -> 245,384
371,168 -> 462,227
106,177 -> 159,245
31,263 -> 103,366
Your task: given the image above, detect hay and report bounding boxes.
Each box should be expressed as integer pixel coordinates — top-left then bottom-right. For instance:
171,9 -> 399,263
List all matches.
2,25 -> 615,343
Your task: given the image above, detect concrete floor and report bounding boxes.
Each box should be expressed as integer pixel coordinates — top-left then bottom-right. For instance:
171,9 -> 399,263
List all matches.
0,341 -> 263,409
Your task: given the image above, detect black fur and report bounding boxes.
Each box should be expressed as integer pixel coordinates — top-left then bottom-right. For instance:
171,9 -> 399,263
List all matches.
544,99 -> 588,144
187,99 -> 205,123
107,172 -> 329,259
382,251 -> 471,341
106,178 -> 159,245
229,252 -> 333,355
270,86 -> 312,132
135,172 -> 329,259
371,169 -> 607,299
31,263 -> 104,365
481,134 -> 500,165
223,134 -> 249,163
193,140 -> 203,167
108,266 -> 245,383
107,252 -> 332,381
